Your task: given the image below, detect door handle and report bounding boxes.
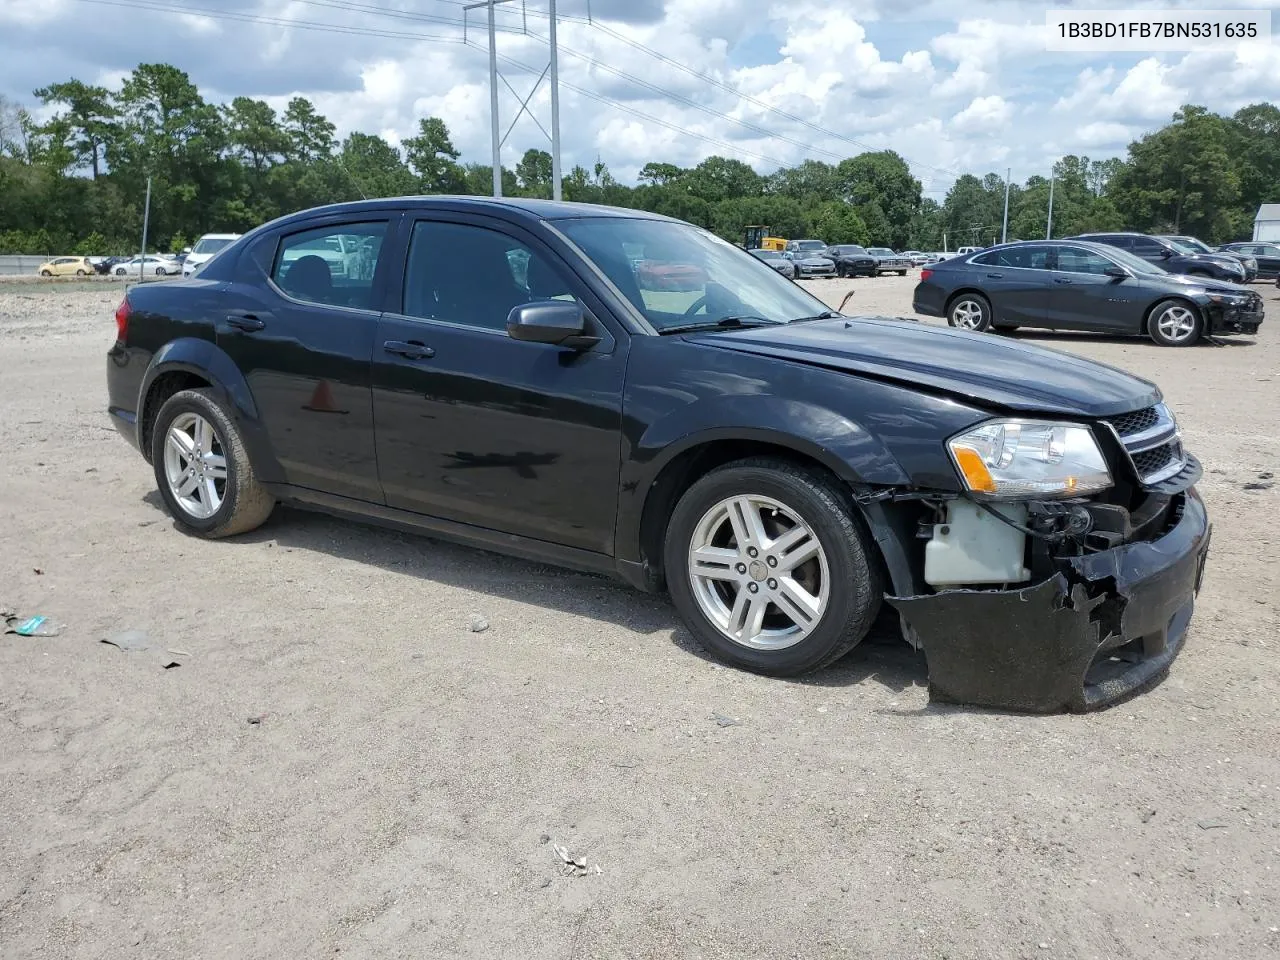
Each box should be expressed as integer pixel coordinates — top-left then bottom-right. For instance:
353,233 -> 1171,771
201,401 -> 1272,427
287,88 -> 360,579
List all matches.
384,340 -> 435,360
225,312 -> 266,331
1054,278 -> 1073,284
985,272 -> 1003,279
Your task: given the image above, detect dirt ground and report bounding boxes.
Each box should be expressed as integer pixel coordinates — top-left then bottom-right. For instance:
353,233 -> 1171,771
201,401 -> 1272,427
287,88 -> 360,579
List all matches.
2,273 -> 1278,960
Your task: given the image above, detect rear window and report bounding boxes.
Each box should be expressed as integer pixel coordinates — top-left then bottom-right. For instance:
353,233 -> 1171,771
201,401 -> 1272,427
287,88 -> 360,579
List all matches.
272,221 -> 387,310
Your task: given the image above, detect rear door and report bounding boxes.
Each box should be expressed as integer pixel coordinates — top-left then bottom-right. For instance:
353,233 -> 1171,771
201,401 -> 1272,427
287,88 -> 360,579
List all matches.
969,245 -> 1054,325
1048,245 -> 1150,332
214,215 -> 394,503
1247,243 -> 1280,278
370,213 -> 627,554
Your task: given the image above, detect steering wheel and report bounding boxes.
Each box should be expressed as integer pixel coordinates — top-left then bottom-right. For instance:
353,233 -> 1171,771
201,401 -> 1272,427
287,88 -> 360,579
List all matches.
682,295 -> 708,318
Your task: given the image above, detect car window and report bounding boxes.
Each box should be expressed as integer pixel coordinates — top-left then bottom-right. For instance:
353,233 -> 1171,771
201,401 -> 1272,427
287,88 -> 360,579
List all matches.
401,220 -> 579,331
1259,244 -> 1280,256
1055,246 -> 1116,275
558,217 -> 829,331
273,222 -> 386,310
1129,236 -> 1164,258
973,246 -> 1050,269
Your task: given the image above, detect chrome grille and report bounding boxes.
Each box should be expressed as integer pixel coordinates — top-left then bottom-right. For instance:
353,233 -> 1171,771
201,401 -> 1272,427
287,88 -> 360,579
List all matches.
1101,403 -> 1187,486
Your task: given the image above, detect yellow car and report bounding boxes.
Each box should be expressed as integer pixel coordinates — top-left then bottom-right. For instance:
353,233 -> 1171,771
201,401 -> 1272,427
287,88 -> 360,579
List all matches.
38,256 -> 95,277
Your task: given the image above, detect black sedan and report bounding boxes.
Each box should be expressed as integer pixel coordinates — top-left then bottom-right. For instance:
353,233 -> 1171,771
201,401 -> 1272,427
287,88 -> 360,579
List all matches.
1220,241 -> 1280,280
106,198 -> 1210,712
1073,232 -> 1248,283
1161,235 -> 1257,281
824,244 -> 876,278
913,240 -> 1263,346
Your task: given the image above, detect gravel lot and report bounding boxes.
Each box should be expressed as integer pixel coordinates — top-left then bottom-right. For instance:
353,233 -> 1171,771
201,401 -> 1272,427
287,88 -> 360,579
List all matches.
2,274 -> 1278,959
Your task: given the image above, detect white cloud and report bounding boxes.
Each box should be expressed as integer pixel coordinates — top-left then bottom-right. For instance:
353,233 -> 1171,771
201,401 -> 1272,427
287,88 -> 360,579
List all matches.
950,95 -> 1013,136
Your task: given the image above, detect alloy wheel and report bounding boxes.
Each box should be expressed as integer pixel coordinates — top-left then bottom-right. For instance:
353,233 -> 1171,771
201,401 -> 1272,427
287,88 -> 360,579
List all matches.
1155,305 -> 1198,343
686,494 -> 830,651
951,299 -> 985,329
163,412 -> 228,519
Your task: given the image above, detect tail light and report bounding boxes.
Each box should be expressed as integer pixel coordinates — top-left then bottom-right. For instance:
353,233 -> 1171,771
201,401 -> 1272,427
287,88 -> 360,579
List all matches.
920,268 -> 933,282
114,298 -> 132,341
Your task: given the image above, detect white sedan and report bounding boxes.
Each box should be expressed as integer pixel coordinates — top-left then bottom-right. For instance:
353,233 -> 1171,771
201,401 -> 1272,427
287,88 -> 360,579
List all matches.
113,255 -> 182,277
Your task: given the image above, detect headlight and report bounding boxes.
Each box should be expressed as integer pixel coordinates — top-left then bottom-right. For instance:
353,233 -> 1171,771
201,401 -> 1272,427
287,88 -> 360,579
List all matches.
948,420 -> 1112,499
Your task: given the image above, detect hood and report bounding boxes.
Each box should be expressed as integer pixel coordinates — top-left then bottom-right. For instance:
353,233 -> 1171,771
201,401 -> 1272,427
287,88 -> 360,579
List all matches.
1157,272 -> 1255,295
686,317 -> 1160,417
1180,251 -> 1243,268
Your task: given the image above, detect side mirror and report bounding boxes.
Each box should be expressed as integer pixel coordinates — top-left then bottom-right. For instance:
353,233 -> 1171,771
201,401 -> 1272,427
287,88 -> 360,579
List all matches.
1159,248 -> 1173,258
1104,265 -> 1129,279
182,247 -> 192,254
507,300 -> 598,349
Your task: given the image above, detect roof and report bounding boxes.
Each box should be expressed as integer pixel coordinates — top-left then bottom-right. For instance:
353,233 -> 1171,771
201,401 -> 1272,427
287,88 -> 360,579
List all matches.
1255,204 -> 1280,221
271,195 -> 674,228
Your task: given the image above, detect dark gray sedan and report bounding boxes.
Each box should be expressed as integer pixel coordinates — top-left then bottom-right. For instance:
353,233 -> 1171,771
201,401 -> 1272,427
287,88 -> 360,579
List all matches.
749,247 -> 796,279
912,240 -> 1264,347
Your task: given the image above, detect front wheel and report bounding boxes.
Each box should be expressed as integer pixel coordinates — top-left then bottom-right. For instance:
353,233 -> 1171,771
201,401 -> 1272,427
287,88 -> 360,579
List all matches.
664,458 -> 881,676
76,269 -> 88,276
1147,299 -> 1203,346
947,293 -> 992,332
897,270 -> 907,276
40,270 -> 52,277
115,268 -> 127,276
151,388 -> 275,538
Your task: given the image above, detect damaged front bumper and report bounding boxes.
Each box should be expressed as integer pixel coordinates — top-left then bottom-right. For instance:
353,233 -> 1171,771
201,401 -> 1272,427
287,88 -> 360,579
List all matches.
887,489 -> 1211,713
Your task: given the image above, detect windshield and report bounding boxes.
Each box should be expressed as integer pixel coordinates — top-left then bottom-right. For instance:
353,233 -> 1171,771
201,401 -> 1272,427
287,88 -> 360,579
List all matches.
750,249 -> 782,261
791,241 -> 825,253
1096,245 -> 1167,275
192,237 -> 235,255
1162,237 -> 1200,255
835,245 -> 867,255
557,218 -> 833,332
868,248 -> 894,256
1169,236 -> 1212,254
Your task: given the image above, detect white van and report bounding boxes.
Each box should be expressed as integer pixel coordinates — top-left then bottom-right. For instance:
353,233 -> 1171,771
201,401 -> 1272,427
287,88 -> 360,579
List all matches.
183,233 -> 242,277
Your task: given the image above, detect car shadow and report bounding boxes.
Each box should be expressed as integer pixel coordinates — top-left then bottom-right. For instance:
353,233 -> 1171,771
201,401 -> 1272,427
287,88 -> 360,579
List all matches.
1003,329 -> 1258,348
140,492 -> 929,696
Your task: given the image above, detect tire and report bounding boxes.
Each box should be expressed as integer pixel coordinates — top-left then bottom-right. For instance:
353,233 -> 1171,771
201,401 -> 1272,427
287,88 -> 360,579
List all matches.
1146,298 -> 1203,347
40,270 -> 51,277
76,269 -> 88,276
155,266 -> 165,276
897,270 -> 907,276
151,388 -> 275,538
115,268 -> 126,276
664,457 -> 882,677
947,292 -> 993,332
836,264 -> 846,279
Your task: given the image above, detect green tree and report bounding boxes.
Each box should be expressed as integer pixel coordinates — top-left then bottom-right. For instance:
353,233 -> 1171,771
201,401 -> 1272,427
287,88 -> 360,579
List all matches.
32,79 -> 116,178
1110,105 -> 1241,241
515,148 -> 553,198
224,97 -> 288,174
766,159 -> 839,201
683,156 -> 763,203
282,97 -> 335,161
835,151 -> 921,247
637,162 -> 685,187
337,133 -> 418,199
403,116 -> 466,193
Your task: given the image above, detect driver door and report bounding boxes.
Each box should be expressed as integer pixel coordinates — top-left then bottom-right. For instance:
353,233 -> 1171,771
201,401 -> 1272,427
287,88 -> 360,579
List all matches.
370,214 -> 628,554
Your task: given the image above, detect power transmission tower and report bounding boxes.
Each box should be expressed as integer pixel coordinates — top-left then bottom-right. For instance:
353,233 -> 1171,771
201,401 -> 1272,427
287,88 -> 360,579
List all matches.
464,0 -> 563,200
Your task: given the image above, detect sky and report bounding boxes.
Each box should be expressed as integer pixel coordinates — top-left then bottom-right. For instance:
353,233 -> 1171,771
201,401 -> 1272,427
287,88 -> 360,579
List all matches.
1,0 -> 1278,197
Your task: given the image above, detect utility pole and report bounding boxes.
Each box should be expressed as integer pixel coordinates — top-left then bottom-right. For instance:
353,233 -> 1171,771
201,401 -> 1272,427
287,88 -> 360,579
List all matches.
487,1 -> 501,196
1046,174 -> 1055,240
1001,167 -> 1011,244
548,0 -> 562,200
139,176 -> 151,282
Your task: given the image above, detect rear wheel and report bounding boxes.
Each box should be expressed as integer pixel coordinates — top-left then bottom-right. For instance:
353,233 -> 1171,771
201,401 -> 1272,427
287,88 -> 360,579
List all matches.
897,270 -> 907,276
1147,299 -> 1203,347
115,267 -> 127,276
151,388 -> 275,538
947,293 -> 992,332
40,269 -> 51,277
76,269 -> 88,276
664,458 -> 881,677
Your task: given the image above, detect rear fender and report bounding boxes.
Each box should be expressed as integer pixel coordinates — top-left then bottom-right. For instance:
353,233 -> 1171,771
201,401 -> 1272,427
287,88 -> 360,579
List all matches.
140,338 -> 279,479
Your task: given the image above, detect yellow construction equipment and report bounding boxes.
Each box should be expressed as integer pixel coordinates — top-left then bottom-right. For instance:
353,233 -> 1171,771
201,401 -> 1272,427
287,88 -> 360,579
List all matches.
743,226 -> 787,251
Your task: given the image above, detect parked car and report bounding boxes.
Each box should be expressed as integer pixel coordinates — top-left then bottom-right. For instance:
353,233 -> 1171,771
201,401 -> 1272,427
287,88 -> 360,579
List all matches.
1073,232 -> 1247,283
94,256 -> 129,275
784,238 -> 828,258
823,244 -> 876,278
183,232 -> 242,278
913,240 -> 1263,346
106,197 -> 1212,712
1160,235 -> 1257,282
749,247 -> 796,279
1219,241 -> 1280,280
901,250 -> 933,266
784,249 -> 837,278
955,246 -> 983,256
113,255 -> 182,277
866,247 -> 911,276
37,256 -> 95,277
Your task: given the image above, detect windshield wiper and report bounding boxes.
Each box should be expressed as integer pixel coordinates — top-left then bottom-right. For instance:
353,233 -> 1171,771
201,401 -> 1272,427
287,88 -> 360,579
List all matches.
790,310 -> 842,322
658,315 -> 783,335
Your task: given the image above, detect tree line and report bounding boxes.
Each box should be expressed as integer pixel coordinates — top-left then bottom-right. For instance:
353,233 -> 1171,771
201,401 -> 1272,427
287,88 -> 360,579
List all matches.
0,62 -> 1276,256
